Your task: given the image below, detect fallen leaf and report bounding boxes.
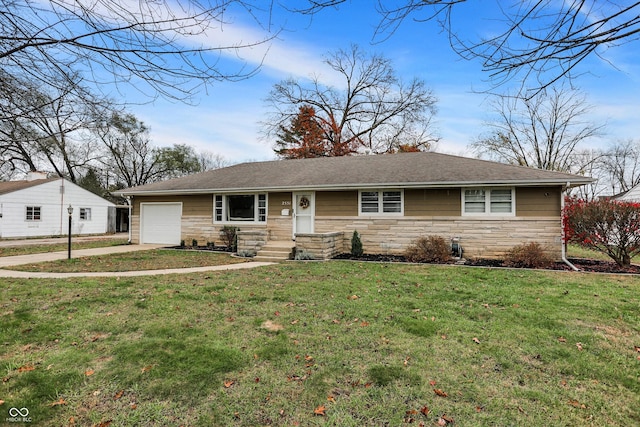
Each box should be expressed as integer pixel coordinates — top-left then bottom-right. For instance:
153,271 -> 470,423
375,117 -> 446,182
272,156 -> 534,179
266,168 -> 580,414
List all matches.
434,388 -> 448,397
18,364 -> 35,373
475,405 -> 484,412
96,421 -> 112,427
420,406 -> 430,416
472,337 -> 481,344
429,380 -> 437,386
85,369 -> 95,376
568,399 -> 586,409
576,342 -> 583,351
558,337 -> 567,343
49,398 -> 67,407
130,404 -> 137,410
141,365 -> 153,373
634,345 -> 640,353
327,395 -> 336,403
313,405 -> 326,416
290,319 -> 299,325
0,400 -> 4,405
347,295 -> 359,300
224,380 -> 235,388
360,321 -> 370,327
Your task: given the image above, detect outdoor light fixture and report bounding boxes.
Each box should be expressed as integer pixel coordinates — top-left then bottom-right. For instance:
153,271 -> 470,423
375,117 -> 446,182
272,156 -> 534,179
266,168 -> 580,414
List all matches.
67,205 -> 73,259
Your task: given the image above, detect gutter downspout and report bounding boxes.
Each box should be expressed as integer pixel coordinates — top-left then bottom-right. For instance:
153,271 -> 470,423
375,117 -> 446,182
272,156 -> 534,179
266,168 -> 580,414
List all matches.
561,182 -> 579,271
125,196 -> 132,244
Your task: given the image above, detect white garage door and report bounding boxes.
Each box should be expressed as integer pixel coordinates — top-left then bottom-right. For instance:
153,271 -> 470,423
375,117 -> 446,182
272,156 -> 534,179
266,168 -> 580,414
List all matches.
140,203 -> 182,245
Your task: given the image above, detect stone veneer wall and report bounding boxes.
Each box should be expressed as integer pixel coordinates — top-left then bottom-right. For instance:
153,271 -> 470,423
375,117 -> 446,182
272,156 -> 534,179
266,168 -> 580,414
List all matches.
294,232 -> 345,260
314,216 -> 563,259
236,230 -> 268,255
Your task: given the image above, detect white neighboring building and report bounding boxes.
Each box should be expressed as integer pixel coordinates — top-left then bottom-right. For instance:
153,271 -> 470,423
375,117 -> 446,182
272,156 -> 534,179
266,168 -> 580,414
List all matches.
0,173 -> 116,239
613,184 -> 640,203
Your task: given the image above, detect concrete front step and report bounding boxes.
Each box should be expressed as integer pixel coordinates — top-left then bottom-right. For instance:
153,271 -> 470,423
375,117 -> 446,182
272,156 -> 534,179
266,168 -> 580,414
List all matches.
254,243 -> 295,262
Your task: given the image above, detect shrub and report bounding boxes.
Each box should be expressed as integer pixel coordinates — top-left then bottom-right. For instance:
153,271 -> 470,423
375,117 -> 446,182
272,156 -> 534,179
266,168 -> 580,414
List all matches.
563,197 -> 640,267
504,242 -> 553,268
191,239 -> 198,247
220,226 -> 238,251
294,249 -> 315,260
404,235 -> 452,263
351,230 -> 364,257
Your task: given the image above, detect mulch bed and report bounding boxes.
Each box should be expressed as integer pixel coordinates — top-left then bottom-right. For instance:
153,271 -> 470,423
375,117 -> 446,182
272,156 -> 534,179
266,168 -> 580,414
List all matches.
334,253 -> 640,274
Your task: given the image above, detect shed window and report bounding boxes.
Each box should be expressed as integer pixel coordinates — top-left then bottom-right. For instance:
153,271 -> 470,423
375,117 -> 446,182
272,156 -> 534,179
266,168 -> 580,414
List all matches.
80,208 -> 92,220
463,188 -> 514,215
26,206 -> 41,221
214,194 -> 267,223
359,190 -> 403,215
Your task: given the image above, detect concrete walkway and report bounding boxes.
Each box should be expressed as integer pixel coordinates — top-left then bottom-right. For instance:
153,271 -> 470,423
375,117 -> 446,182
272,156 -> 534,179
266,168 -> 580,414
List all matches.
0,243 -> 274,278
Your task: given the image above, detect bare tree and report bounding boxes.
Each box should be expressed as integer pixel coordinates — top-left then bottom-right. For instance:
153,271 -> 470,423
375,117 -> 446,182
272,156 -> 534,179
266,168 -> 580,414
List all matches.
263,45 -> 438,155
297,1 -> 640,94
473,87 -> 603,172
0,70 -> 103,181
598,139 -> 640,195
1,0 -> 277,102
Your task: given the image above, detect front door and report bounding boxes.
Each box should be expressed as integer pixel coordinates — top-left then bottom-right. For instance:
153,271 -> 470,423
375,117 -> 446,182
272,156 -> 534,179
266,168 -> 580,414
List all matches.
293,192 -> 314,238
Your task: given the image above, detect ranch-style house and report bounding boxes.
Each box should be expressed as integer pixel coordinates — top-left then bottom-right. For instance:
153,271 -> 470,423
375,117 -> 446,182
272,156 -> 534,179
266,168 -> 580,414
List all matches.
118,152 -> 592,261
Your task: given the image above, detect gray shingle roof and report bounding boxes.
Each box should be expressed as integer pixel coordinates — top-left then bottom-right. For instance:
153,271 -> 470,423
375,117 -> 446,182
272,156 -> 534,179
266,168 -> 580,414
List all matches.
118,152 -> 593,195
0,178 -> 61,195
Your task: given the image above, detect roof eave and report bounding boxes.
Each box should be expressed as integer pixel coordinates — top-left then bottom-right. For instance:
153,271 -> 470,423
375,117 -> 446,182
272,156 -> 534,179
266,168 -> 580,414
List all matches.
118,178 -> 593,196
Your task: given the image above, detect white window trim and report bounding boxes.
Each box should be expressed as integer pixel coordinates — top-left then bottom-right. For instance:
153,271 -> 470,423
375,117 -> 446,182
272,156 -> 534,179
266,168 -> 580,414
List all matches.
213,193 -> 268,224
25,206 -> 41,221
462,187 -> 515,216
79,207 -> 92,221
358,189 -> 404,216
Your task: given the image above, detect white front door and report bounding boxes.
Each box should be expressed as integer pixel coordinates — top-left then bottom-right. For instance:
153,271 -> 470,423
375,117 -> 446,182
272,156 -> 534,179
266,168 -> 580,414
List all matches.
293,192 -> 314,238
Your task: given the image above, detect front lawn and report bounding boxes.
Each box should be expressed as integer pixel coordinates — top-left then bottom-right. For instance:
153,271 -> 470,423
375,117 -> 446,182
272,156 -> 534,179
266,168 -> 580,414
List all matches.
9,249 -> 247,273
1,262 -> 638,426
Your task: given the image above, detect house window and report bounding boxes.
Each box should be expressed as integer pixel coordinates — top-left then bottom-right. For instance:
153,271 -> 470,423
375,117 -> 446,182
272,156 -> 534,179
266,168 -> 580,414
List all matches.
26,206 -> 41,221
463,188 -> 514,215
214,194 -> 267,223
79,208 -> 92,220
359,190 -> 403,215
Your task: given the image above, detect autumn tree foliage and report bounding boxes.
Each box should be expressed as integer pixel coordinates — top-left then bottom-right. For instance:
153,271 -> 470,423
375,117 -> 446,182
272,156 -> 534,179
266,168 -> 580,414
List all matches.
274,105 -> 356,159
563,197 -> 640,267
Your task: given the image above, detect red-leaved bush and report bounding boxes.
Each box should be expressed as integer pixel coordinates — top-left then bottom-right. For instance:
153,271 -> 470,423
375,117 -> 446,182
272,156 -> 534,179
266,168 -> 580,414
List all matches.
563,197 -> 640,267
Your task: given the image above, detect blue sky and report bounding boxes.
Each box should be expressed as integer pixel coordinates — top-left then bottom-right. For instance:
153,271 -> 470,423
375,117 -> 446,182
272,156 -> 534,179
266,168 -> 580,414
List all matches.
128,2 -> 640,163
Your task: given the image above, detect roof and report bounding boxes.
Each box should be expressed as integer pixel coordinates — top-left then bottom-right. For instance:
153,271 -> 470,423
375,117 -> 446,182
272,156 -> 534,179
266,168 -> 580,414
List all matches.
612,183 -> 640,202
0,178 -> 61,196
119,152 -> 594,196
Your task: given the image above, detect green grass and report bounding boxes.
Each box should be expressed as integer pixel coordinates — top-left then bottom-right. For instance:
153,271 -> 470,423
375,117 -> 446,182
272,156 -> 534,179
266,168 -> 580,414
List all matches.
0,238 -> 130,257
567,244 -> 639,263
10,249 -> 247,272
1,262 -> 639,426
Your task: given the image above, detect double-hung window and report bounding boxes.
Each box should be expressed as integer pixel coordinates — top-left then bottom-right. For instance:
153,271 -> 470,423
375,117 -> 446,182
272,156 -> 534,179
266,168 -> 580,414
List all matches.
214,194 -> 267,223
463,188 -> 514,215
26,206 -> 41,221
359,190 -> 403,215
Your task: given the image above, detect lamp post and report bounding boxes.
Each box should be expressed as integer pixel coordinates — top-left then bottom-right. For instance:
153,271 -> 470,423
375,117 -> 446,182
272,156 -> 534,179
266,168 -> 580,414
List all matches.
67,205 -> 73,259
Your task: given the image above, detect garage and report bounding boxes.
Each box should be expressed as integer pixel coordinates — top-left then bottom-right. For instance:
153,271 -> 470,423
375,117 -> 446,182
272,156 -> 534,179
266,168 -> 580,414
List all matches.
140,202 -> 182,245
